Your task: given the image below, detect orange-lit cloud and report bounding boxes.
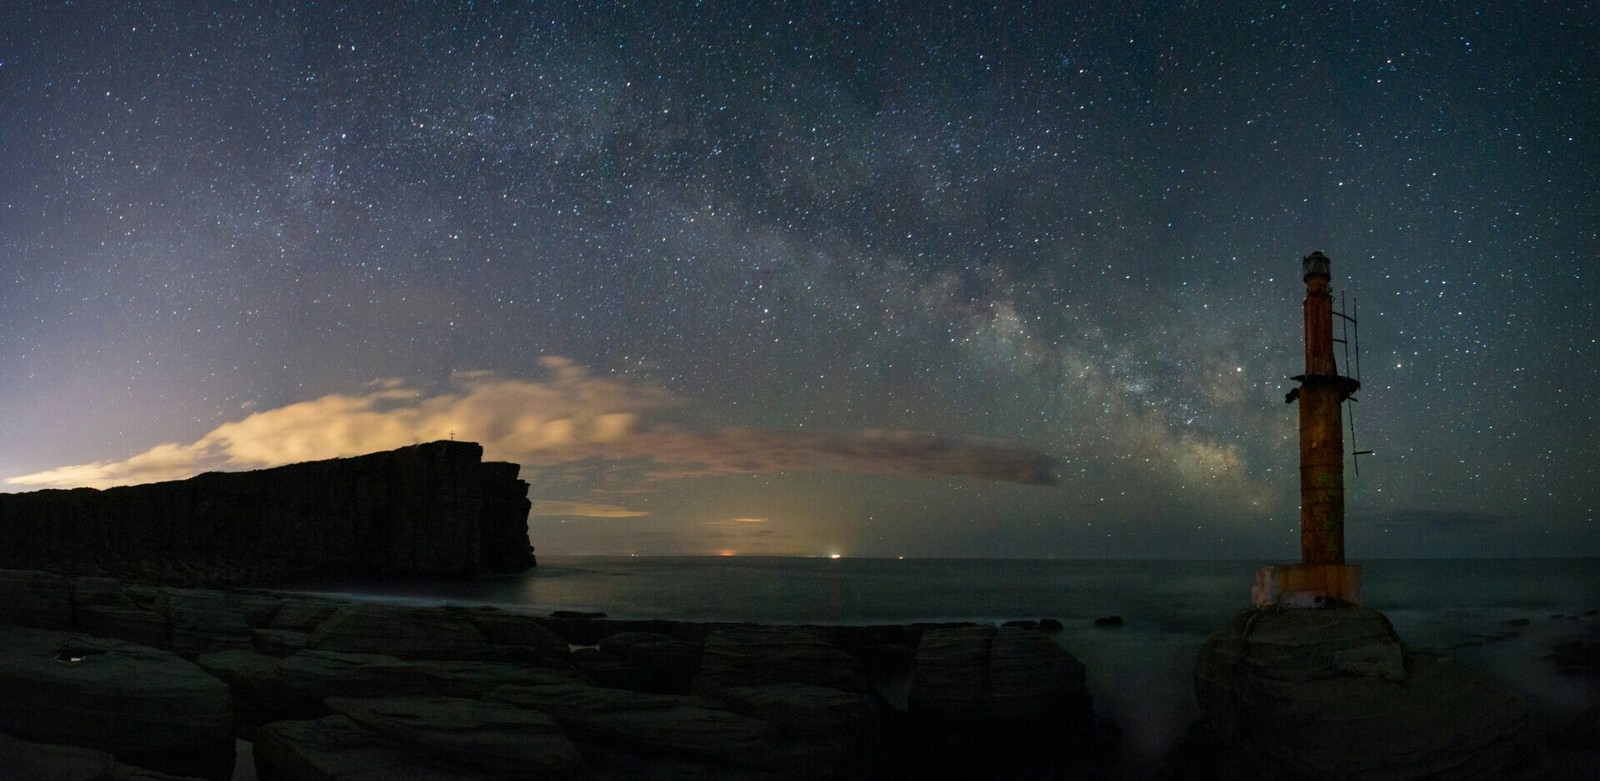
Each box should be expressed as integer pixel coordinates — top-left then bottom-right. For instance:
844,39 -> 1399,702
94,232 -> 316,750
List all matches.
5,356 -> 1058,490
527,501 -> 649,518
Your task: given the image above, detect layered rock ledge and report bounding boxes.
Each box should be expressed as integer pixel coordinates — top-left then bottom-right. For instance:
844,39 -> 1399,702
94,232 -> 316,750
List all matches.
0,441 -> 533,583
1186,604 -> 1549,781
0,569 -> 1110,780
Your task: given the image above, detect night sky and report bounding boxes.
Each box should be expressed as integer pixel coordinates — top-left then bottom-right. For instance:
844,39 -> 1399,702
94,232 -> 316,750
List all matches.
2,3 -> 1595,558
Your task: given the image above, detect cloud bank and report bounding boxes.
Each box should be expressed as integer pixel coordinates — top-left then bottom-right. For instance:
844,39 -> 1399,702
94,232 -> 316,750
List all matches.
527,501 -> 650,518
6,357 -> 1058,490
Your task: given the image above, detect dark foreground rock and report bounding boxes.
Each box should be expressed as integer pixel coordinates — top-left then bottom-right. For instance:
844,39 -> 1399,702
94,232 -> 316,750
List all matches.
0,732 -> 208,781
0,628 -> 234,780
0,569 -> 1111,780
327,695 -> 583,777
697,626 -> 869,694
0,569 -> 73,628
1190,604 -> 1549,781
908,624 -> 1097,771
254,716 -> 493,781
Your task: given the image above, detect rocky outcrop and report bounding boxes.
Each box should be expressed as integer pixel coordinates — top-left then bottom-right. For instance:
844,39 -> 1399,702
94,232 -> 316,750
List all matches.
0,732 -> 208,781
0,569 -> 72,628
69,578 -> 169,649
586,630 -> 703,693
0,441 -> 534,583
696,626 -> 868,694
156,588 -> 255,656
0,628 -> 234,780
488,682 -> 788,772
324,696 -> 584,778
308,604 -> 494,660
907,625 -> 1096,765
1193,605 -> 1548,781
253,715 -> 496,781
0,573 -> 1111,780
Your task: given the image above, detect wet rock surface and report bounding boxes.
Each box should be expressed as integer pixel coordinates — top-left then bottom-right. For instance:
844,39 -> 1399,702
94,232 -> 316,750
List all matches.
1191,605 -> 1549,781
0,731 -> 209,781
323,695 -> 584,778
307,604 -> 499,661
0,567 -> 1120,780
0,569 -> 72,628
489,682 -> 786,769
253,715 -> 493,781
8,563 -> 1589,781
696,626 -> 869,694
0,627 -> 235,780
908,624 -> 1096,770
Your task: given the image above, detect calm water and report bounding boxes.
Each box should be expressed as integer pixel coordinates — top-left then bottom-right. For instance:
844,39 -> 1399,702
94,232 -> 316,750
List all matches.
292,557 -> 1600,770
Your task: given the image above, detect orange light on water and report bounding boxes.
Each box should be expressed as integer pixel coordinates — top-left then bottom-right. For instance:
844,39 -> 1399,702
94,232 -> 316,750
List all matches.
718,549 -> 736,557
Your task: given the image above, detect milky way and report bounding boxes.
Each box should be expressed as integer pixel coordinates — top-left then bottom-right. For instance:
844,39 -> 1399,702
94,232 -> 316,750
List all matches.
1,3 -> 1594,557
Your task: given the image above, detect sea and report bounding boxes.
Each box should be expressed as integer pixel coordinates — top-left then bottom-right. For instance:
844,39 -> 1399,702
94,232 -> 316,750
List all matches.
287,556 -> 1600,775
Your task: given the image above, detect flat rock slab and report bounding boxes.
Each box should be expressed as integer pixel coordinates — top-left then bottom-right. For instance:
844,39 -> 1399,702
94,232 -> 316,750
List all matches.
0,731 -> 208,781
308,604 -> 498,661
274,650 -> 582,700
268,597 -> 346,632
74,604 -> 171,649
71,576 -> 134,609
466,610 -> 571,658
155,589 -> 253,656
489,682 -> 782,769
410,659 -> 586,698
271,651 -> 435,714
909,625 -> 1092,727
0,627 -> 235,780
0,569 -> 72,629
718,683 -> 876,737
253,627 -> 310,656
696,627 -> 864,693
325,695 -> 583,778
904,624 -> 1096,770
254,715 -> 493,781
0,731 -> 214,781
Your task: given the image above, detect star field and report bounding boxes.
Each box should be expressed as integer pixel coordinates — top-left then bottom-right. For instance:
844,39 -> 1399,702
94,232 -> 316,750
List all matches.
1,3 -> 1594,557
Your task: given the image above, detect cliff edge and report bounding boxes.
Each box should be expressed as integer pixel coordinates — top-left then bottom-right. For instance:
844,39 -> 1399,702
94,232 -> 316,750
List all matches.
0,441 -> 534,583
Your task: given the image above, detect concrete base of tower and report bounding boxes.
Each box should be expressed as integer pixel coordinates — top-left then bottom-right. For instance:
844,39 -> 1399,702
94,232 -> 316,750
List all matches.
1251,563 -> 1362,607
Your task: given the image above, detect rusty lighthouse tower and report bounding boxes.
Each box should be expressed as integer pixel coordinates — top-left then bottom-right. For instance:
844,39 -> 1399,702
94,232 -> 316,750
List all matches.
1252,251 -> 1365,607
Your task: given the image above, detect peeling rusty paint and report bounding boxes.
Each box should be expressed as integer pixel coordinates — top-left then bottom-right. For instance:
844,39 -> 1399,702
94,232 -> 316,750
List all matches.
1292,252 -> 1357,566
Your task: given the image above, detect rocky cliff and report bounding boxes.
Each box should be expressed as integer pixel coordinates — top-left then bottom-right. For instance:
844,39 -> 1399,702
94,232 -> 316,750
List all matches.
0,441 -> 534,582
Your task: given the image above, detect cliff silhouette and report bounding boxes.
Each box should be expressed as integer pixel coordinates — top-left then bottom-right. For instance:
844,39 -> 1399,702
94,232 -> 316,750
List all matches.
0,441 -> 534,584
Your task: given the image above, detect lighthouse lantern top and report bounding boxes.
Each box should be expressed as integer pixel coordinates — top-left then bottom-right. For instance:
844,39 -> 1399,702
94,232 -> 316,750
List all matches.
1302,251 -> 1331,281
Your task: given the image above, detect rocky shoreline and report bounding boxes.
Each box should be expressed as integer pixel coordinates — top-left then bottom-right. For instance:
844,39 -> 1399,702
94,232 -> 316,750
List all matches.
2,566 -> 1594,780
0,568 -> 1119,780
